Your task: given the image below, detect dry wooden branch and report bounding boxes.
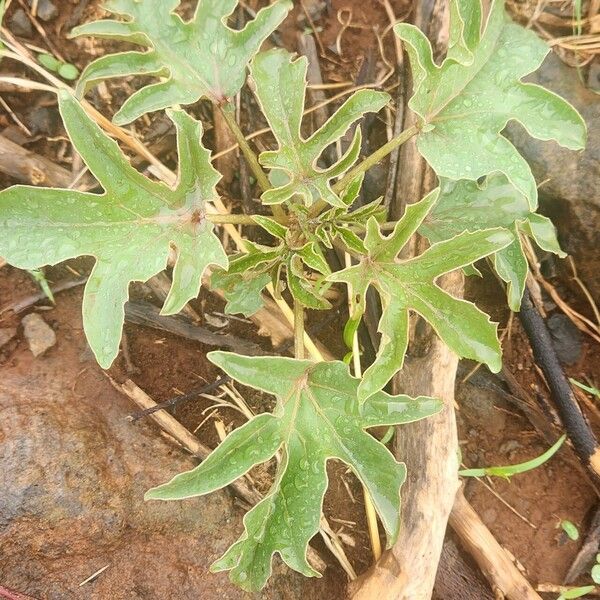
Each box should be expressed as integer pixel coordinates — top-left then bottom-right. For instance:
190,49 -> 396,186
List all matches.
450,490 -> 542,600
0,134 -> 73,187
565,503 -> 600,583
124,301 -> 264,356
434,539 -> 495,600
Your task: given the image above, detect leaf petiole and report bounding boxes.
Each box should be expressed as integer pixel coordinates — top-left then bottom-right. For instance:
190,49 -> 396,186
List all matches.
308,124 -> 419,218
207,213 -> 287,226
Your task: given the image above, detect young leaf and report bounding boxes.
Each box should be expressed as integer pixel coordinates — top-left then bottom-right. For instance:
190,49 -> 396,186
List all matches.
250,49 -> 390,208
146,352 -> 441,591
419,174 -> 565,311
0,92 -> 227,368
71,0 -> 292,124
395,0 -> 586,209
560,520 -> 580,542
329,189 -> 513,402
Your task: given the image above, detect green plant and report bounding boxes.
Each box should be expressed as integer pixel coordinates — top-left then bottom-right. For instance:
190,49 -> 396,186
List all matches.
37,53 -> 79,81
571,378 -> 600,398
592,554 -> 600,584
558,586 -> 595,600
0,0 -> 587,592
459,434 -> 566,480
560,519 -> 580,542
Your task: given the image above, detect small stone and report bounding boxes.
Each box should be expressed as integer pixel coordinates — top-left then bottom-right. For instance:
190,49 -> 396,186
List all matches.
27,107 -> 61,136
548,313 -> 582,366
499,439 -> 521,456
22,313 -> 56,357
0,327 -> 17,348
28,0 -> 58,21
9,9 -> 33,37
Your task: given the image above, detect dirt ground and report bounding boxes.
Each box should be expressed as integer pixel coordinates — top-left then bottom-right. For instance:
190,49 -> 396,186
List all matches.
1,0 -> 600,598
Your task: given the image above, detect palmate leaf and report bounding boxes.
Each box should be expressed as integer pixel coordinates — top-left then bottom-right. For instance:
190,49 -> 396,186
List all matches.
70,0 -> 291,124
395,0 -> 586,209
146,351 -> 441,591
329,190 -> 513,402
419,174 -> 565,311
250,49 -> 390,208
0,91 -> 227,368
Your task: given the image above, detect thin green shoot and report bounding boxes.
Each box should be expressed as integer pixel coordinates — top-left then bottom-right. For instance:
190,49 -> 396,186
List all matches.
558,585 -> 595,599
571,378 -> 600,398
459,435 -> 566,480
28,269 -> 55,304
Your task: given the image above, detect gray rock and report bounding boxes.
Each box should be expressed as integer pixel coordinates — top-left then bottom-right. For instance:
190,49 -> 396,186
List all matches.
506,52 -> 600,299
457,381 -> 507,436
8,8 -> 33,37
0,327 -> 17,348
547,313 -> 583,365
22,313 -> 56,357
28,0 -> 58,21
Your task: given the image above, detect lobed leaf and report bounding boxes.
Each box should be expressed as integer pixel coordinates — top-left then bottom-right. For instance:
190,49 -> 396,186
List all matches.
0,92 -> 227,368
395,0 -> 586,209
419,174 -> 565,311
330,189 -> 513,402
71,0 -> 292,124
146,352 -> 441,591
250,49 -> 390,208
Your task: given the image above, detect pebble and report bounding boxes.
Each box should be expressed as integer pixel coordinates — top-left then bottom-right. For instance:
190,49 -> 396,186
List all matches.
9,9 -> 33,37
28,0 -> 58,21
22,313 -> 56,357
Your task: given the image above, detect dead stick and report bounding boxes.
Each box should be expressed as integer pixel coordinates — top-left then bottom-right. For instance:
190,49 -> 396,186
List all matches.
450,490 -> 542,600
0,135 -> 73,187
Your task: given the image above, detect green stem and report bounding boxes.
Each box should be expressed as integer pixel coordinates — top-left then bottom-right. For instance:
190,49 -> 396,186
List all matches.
220,104 -> 271,191
308,125 -> 420,218
335,125 -> 419,194
208,213 -> 287,226
219,103 -> 286,221
294,300 -> 305,360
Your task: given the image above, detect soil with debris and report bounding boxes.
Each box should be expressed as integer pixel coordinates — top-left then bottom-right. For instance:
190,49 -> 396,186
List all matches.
1,0 -> 600,599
